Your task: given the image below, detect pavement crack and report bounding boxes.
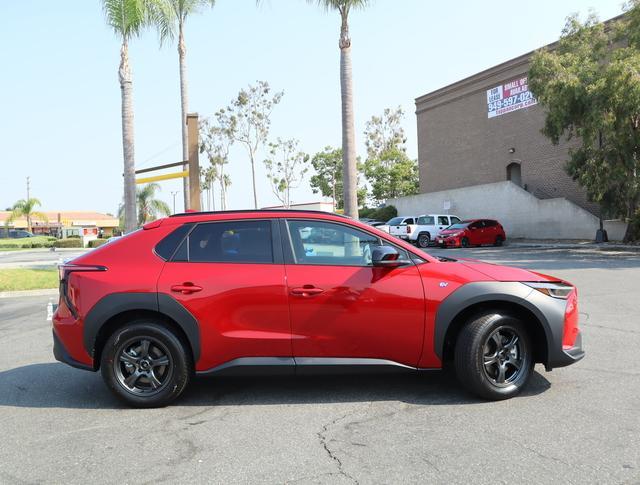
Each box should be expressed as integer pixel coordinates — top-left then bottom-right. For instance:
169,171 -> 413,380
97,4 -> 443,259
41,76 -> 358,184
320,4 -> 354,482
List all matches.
317,412 -> 360,485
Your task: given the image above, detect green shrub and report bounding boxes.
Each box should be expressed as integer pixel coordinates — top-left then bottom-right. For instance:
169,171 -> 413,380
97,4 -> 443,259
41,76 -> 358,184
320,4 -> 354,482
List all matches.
67,235 -> 81,239
360,205 -> 398,222
88,239 -> 109,248
0,236 -> 56,249
53,238 -> 83,248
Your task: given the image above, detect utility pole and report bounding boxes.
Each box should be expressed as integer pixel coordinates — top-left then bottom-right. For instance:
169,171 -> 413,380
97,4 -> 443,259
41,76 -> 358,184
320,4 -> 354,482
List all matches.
170,191 -> 179,214
26,176 -> 30,201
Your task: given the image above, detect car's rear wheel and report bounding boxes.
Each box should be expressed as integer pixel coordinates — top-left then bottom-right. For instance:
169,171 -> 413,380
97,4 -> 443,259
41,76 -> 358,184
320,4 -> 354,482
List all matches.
494,235 -> 504,247
417,233 -> 431,248
454,313 -> 533,400
101,321 -> 192,408
461,237 -> 469,248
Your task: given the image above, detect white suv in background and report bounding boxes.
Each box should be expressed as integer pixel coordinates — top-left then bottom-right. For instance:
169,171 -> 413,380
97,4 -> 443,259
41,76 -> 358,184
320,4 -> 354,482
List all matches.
390,214 -> 462,247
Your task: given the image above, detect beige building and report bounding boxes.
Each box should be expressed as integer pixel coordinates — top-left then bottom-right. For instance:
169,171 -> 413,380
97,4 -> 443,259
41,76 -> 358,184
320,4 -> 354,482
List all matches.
0,211 -> 119,238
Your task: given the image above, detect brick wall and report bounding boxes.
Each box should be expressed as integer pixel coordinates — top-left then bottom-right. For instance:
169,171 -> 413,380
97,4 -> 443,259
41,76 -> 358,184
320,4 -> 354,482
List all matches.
415,53 -> 599,215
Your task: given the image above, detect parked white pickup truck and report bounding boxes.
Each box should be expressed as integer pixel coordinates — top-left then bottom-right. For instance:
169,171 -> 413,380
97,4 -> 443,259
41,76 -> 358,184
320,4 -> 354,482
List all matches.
389,214 -> 462,247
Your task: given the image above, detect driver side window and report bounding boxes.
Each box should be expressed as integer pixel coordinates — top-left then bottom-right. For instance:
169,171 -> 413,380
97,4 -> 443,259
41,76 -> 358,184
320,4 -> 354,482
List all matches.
287,220 -> 384,266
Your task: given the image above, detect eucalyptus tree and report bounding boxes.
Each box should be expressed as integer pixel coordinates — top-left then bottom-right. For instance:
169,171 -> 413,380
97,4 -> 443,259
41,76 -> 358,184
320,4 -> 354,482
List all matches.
102,0 -> 150,233
200,117 -> 232,210
148,0 -> 215,210
264,138 -> 310,208
215,81 -> 283,209
308,0 -> 371,219
5,198 -> 47,233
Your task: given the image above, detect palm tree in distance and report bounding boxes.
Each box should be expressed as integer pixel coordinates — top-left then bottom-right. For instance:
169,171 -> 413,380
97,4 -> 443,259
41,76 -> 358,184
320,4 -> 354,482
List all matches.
149,0 -> 216,211
102,0 -> 150,233
118,183 -> 171,227
5,198 -> 48,233
308,0 -> 370,218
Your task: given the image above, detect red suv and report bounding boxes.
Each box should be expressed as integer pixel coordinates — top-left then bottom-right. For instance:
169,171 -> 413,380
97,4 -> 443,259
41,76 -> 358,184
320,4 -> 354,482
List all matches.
52,210 -> 583,407
436,219 -> 506,248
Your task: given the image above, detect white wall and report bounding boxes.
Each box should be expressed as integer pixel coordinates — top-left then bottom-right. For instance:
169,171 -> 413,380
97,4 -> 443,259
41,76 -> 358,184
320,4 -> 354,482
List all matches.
388,181 -> 627,241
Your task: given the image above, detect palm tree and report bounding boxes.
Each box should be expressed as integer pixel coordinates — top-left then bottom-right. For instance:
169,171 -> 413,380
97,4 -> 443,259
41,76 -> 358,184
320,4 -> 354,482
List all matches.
5,198 -> 48,233
149,0 -> 215,211
102,0 -> 150,233
119,183 -> 171,226
308,0 -> 370,219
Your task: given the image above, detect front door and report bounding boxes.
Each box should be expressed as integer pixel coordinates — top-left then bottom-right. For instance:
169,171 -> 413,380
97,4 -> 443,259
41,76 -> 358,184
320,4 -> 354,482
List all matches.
283,219 -> 426,367
157,219 -> 291,372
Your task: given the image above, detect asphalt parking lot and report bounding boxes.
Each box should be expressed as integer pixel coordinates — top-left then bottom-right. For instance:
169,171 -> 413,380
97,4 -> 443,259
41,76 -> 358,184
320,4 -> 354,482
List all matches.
1,246 -> 639,484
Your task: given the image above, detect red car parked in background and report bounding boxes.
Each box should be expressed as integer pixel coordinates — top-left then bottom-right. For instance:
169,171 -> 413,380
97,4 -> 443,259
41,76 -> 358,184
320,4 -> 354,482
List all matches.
436,219 -> 506,248
52,210 -> 582,407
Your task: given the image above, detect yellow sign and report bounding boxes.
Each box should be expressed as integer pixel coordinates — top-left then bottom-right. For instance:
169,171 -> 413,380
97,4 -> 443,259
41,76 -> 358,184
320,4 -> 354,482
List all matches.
135,170 -> 189,185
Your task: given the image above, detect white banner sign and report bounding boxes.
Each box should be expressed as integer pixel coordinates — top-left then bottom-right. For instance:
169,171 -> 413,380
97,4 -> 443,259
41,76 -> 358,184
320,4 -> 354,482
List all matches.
487,76 -> 537,118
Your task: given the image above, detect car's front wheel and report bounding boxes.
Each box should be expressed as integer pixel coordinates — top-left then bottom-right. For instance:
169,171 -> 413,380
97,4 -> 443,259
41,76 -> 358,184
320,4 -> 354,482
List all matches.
454,313 -> 533,400
101,321 -> 192,408
461,237 -> 470,248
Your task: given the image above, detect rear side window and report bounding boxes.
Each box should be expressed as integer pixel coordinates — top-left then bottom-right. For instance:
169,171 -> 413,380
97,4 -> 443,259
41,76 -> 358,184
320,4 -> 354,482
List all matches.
417,216 -> 434,225
484,220 -> 497,227
187,220 -> 273,263
154,224 -> 192,261
404,218 -> 415,225
438,216 -> 449,225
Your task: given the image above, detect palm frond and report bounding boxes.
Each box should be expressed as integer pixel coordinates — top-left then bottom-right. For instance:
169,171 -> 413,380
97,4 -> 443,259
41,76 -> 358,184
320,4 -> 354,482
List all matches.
102,0 -> 149,40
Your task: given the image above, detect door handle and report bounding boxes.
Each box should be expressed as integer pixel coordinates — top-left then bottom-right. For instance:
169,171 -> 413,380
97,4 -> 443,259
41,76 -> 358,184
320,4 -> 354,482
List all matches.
171,283 -> 203,295
291,286 -> 324,297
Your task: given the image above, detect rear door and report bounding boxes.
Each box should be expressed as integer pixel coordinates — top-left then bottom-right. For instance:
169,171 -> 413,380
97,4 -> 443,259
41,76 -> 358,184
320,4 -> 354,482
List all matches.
157,219 -> 291,372
467,221 -> 485,245
282,219 -> 426,367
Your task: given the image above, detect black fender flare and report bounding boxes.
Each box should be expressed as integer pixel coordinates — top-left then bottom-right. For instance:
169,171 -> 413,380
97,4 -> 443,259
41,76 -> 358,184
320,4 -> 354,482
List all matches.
83,292 -> 200,362
433,281 -> 556,361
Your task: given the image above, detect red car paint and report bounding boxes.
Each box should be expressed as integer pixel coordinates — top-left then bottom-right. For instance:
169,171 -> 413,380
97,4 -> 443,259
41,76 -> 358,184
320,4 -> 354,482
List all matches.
52,211 -> 574,373
437,219 -> 506,247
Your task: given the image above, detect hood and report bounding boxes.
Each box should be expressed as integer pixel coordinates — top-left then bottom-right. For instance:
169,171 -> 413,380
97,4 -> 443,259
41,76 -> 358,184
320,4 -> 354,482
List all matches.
457,258 -> 560,282
440,228 -> 465,235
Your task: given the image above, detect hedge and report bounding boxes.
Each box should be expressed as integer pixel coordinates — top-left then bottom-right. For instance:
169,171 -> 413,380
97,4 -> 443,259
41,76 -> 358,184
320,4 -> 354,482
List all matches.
53,238 -> 83,248
88,238 -> 109,248
0,236 -> 57,249
359,205 -> 398,222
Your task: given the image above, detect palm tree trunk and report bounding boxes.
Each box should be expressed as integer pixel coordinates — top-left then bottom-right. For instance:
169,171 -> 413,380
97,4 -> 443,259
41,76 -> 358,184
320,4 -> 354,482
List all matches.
178,23 -> 190,211
249,147 -> 258,209
339,13 -> 358,219
120,40 -> 137,233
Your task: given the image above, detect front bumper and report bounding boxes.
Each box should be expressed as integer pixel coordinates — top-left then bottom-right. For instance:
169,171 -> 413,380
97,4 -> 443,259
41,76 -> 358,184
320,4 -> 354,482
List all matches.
436,236 -> 460,247
52,330 -> 94,371
548,330 -> 585,370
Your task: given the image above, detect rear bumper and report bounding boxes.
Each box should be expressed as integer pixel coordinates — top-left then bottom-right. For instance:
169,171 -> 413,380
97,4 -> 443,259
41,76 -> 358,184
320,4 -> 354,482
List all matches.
52,330 -> 94,372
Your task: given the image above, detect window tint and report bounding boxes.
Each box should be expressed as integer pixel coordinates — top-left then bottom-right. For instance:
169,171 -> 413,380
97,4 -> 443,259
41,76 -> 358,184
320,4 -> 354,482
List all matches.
417,216 -> 435,225
468,221 -> 481,229
155,224 -> 192,261
450,216 -> 461,224
448,223 -> 469,230
438,216 -> 449,225
287,220 -> 383,266
484,220 -> 497,227
187,220 -> 273,263
387,217 -> 403,225
404,218 -> 415,225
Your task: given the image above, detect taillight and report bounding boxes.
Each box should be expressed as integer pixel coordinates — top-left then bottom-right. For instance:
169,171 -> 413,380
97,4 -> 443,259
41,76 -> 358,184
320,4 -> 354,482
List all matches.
58,264 -> 107,318
406,225 -> 411,234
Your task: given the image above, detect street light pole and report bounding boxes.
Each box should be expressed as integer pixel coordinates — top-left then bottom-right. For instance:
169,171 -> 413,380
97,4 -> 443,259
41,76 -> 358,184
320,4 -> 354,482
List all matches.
170,191 -> 178,214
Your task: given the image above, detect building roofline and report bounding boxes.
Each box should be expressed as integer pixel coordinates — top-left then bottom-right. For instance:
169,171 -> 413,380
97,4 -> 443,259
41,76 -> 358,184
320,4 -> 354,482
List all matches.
415,12 -> 625,107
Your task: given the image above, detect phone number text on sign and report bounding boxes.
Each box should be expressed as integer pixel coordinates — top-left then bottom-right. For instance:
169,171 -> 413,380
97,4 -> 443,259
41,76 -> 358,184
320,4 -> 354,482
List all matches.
486,76 -> 537,118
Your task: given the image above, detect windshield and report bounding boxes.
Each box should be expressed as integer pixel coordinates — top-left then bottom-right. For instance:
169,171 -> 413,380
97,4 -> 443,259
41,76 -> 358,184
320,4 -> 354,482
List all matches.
446,223 -> 470,230
387,217 -> 404,225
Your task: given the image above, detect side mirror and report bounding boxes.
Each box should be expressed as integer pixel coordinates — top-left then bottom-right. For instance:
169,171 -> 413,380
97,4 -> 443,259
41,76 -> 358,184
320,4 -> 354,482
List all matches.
372,246 -> 409,268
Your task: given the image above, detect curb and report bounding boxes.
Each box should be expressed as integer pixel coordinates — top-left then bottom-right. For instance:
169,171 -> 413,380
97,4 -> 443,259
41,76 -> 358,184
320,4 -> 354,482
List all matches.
506,243 -> 640,251
0,288 -> 58,299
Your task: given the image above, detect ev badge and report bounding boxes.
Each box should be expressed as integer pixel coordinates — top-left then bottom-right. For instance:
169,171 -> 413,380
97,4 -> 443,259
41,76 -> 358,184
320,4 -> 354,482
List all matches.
439,282 -> 449,288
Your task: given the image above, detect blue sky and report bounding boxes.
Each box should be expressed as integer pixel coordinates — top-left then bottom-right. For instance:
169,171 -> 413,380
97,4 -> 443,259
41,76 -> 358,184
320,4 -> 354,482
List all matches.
0,0 -> 624,215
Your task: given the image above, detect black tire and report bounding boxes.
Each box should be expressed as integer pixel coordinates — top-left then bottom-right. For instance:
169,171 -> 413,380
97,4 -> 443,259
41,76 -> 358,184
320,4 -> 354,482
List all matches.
417,233 -> 431,248
461,237 -> 469,248
454,313 -> 534,400
101,320 -> 192,408
494,236 -> 504,247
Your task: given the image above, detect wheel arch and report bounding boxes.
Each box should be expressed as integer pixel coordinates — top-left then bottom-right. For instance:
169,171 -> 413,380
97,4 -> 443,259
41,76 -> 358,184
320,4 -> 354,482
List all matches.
84,292 -> 200,370
435,282 -> 553,367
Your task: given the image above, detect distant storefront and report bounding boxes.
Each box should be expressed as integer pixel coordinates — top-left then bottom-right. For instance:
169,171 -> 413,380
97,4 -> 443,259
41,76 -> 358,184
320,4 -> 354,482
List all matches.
0,211 -> 120,242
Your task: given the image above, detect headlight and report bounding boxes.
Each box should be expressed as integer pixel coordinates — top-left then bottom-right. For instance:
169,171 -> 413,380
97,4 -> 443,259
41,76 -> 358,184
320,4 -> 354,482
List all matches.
524,282 -> 574,299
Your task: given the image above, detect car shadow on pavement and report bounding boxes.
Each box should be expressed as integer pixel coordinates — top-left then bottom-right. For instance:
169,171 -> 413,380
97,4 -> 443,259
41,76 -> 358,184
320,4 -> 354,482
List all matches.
0,362 -> 551,409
